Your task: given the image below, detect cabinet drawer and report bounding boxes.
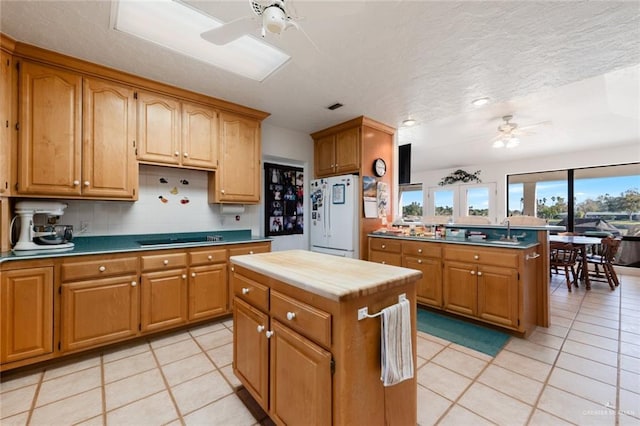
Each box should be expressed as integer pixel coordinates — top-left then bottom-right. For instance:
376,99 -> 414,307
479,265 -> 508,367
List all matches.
443,247 -> 519,268
228,243 -> 271,257
233,272 -> 269,312
141,252 -> 188,271
61,256 -> 138,282
271,290 -> 331,349
369,238 -> 401,253
403,241 -> 441,258
190,248 -> 227,265
369,251 -> 402,266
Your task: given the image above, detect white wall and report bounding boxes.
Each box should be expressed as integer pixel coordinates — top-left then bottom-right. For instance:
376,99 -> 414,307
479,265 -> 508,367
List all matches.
58,123 -> 314,250
261,122 -> 314,252
412,142 -> 640,223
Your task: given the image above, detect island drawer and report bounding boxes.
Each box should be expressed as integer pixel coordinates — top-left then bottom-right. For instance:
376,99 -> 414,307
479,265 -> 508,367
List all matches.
270,290 -> 331,349
233,272 -> 269,312
369,238 -> 401,253
141,252 -> 188,271
443,247 -> 519,268
61,256 -> 138,282
403,241 -> 441,258
189,248 -> 227,265
228,243 -> 271,257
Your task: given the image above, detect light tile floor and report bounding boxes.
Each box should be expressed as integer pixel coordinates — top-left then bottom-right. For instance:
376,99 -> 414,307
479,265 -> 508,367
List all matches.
1,272 -> 639,425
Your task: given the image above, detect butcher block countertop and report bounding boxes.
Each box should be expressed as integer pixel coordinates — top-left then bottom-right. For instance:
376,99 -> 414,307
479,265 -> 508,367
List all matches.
230,249 -> 422,301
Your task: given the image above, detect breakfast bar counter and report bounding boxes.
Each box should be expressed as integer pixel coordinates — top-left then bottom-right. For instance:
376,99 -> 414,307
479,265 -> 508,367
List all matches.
229,249 -> 422,425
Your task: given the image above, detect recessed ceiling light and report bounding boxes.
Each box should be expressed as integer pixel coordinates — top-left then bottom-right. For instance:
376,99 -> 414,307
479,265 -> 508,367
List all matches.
402,118 -> 417,127
471,97 -> 490,106
112,0 -> 290,81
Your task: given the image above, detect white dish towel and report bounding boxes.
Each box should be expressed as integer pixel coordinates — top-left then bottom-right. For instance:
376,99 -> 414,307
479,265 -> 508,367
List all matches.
380,298 -> 414,386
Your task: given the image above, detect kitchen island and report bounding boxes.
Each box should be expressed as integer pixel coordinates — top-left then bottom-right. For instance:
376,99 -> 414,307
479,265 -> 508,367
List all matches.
229,250 -> 422,426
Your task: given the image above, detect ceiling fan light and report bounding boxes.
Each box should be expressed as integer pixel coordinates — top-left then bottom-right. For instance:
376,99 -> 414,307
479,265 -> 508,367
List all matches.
263,6 -> 287,34
506,137 -> 520,148
471,97 -> 489,107
402,118 -> 417,127
492,140 -> 505,149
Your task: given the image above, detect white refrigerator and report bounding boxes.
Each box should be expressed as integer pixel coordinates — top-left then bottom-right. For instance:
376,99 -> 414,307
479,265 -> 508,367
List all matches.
309,175 -> 359,258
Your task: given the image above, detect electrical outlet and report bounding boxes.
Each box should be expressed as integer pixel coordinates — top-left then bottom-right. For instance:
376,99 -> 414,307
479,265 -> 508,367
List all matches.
80,221 -> 89,234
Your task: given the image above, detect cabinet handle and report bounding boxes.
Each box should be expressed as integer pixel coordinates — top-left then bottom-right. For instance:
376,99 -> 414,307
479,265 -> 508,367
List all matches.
221,189 -> 225,194
418,259 -> 423,264
182,274 -> 187,279
257,325 -> 265,333
418,248 -> 423,253
174,151 -> 180,157
474,255 -> 479,260
191,272 -> 196,277
207,255 -> 213,261
83,181 -> 90,187
73,180 -> 80,186
265,330 -> 274,338
381,261 -> 386,264
183,152 -> 188,158
381,244 -> 386,249
163,259 -> 169,265
98,266 -> 106,272
231,266 -> 235,272
526,253 -> 541,260
242,287 -> 250,295
477,271 -> 483,276
249,250 -> 254,255
131,281 -> 137,287
470,270 -> 475,275
286,312 -> 296,321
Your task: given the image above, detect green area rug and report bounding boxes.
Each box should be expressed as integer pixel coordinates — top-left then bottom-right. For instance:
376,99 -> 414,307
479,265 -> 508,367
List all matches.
416,309 -> 511,357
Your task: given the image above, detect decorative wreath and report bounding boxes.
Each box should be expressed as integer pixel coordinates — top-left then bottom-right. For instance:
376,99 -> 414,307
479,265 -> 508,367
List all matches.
438,169 -> 482,186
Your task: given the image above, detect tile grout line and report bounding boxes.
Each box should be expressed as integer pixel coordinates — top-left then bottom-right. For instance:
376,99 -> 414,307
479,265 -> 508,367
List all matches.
101,353 -> 107,426
25,369 -> 44,425
148,338 -> 186,426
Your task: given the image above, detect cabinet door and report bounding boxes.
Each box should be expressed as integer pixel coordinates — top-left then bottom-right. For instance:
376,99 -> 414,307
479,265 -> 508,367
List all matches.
335,127 -> 359,174
140,269 -> 188,333
18,61 -> 82,195
314,135 -> 335,177
270,320 -> 332,426
61,275 -> 139,352
189,263 -> 227,321
404,256 -> 442,308
233,297 -> 269,411
182,101 -> 218,169
1,267 -> 53,363
0,52 -> 11,195
83,77 -> 137,198
443,261 -> 477,316
477,265 -> 519,329
213,112 -> 261,203
136,91 -> 181,165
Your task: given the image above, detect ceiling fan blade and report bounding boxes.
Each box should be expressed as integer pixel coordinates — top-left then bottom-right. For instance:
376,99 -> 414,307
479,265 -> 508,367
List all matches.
519,120 -> 552,131
200,16 -> 257,45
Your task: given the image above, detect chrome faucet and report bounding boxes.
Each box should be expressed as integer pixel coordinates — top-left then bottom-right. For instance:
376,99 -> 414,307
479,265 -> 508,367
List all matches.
500,219 -> 516,242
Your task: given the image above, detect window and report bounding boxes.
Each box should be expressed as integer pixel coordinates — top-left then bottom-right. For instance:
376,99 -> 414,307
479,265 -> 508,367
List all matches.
427,183 -> 496,221
399,183 -> 423,222
508,163 -> 639,235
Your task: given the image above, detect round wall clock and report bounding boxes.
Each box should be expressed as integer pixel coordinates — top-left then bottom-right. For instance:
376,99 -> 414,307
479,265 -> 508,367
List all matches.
373,158 -> 387,177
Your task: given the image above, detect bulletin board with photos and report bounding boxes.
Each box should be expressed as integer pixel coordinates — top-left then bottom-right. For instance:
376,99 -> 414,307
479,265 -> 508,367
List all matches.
264,163 -> 304,236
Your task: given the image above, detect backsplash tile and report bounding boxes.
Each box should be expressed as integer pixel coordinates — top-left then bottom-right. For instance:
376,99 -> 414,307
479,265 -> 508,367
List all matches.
62,165 -> 259,236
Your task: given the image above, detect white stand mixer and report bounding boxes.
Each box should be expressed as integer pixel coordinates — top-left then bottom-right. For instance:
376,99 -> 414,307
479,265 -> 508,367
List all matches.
11,201 -> 75,251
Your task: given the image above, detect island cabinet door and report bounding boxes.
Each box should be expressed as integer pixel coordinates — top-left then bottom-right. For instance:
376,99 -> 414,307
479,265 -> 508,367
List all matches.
234,297 -> 269,411
403,256 -> 442,308
443,261 -> 477,316
269,319 -> 332,426
477,265 -> 519,329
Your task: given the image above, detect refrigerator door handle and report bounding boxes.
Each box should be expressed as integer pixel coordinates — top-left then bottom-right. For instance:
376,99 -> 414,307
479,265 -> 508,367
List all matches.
327,185 -> 331,237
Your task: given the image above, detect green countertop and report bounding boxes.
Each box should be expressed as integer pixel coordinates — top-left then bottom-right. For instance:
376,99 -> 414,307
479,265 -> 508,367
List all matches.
368,232 -> 540,249
1,230 -> 271,263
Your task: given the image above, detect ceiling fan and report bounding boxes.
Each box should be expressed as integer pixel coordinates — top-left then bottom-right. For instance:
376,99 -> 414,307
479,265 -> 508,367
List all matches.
200,0 -> 312,47
491,115 -> 549,149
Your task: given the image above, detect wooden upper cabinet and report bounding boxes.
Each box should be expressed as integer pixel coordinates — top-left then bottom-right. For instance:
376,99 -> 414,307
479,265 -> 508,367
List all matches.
136,91 -> 181,166
83,77 -> 137,199
181,101 -> 218,169
313,127 -> 360,178
0,51 -> 11,195
18,60 -> 82,195
210,111 -> 261,203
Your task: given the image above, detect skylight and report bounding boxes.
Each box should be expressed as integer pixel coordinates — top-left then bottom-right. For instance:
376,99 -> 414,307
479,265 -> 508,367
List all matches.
112,0 -> 290,81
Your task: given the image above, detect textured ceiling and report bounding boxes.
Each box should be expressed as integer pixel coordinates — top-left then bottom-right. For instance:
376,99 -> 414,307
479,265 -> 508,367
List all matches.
1,0 -> 639,171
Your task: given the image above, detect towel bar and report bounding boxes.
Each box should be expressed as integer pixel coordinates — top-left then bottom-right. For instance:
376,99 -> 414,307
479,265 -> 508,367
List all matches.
357,294 -> 407,321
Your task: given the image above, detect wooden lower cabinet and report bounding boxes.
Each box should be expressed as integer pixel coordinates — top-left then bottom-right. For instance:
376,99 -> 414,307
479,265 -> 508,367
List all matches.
477,265 -> 519,328
189,263 -> 227,321
1,266 -> 54,363
442,261 -> 477,316
61,275 -> 139,352
140,268 -> 188,333
368,237 -> 402,266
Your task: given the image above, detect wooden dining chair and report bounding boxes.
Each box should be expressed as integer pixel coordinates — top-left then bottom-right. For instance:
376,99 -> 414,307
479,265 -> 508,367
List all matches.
578,237 -> 622,290
549,242 -> 581,291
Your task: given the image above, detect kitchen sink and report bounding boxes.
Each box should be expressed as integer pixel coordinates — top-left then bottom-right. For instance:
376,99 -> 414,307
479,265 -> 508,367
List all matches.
137,235 -> 223,246
486,240 -> 521,246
